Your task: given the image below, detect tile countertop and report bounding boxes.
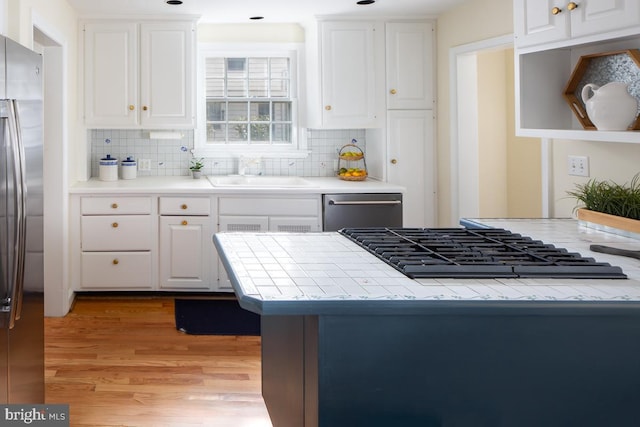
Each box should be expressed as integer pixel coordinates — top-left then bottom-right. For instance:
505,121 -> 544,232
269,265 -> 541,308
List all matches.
213,218 -> 640,315
69,176 -> 405,194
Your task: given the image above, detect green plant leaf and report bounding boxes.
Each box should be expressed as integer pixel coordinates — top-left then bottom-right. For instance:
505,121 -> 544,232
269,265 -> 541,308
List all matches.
567,173 -> 640,220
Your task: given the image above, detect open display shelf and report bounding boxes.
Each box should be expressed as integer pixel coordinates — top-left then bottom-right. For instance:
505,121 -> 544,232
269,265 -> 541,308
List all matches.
516,34 -> 640,143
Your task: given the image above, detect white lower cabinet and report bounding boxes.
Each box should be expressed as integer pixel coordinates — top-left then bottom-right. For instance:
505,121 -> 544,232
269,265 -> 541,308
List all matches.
158,196 -> 213,290
81,252 -> 153,289
74,196 -> 156,290
218,215 -> 269,232
71,193 -> 319,293
159,216 -> 211,290
215,195 -> 322,290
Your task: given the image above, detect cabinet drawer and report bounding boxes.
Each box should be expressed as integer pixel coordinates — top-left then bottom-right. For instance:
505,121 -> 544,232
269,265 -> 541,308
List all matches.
219,197 -> 319,216
81,197 -> 152,215
159,197 -> 210,215
81,252 -> 153,289
81,215 -> 153,251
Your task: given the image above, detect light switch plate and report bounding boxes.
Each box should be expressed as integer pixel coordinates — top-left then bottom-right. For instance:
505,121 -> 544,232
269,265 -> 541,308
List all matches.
568,155 -> 589,177
138,159 -> 151,171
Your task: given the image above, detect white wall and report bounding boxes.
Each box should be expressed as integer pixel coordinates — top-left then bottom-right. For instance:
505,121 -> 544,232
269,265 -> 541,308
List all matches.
0,0 -> 7,35
8,0 -> 79,316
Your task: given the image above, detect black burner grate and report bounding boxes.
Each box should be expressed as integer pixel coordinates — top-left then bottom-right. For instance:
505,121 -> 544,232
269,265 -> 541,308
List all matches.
339,227 -> 627,279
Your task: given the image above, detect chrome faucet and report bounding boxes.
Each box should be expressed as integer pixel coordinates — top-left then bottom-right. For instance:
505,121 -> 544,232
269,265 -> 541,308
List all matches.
238,156 -> 262,176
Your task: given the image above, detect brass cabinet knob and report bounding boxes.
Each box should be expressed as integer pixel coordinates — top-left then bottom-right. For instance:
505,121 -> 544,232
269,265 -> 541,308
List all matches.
325,105 -> 332,111
181,204 -> 188,210
143,105 -> 148,111
552,6 -> 562,15
391,159 -> 398,164
111,203 -> 118,209
390,89 -> 397,95
129,105 -> 135,111
182,220 -> 188,226
112,259 -> 119,265
112,222 -> 118,228
567,2 -> 578,10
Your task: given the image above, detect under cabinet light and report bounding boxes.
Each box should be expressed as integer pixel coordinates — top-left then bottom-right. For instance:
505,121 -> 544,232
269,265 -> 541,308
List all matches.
149,131 -> 184,140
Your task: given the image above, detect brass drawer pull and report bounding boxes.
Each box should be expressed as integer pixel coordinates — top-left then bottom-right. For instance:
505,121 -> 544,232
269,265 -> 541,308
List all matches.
129,105 -> 135,111
552,6 -> 562,15
112,222 -> 119,228
567,2 -> 578,11
181,204 -> 188,210
182,220 -> 188,226
390,89 -> 397,95
112,259 -> 119,265
111,203 -> 118,209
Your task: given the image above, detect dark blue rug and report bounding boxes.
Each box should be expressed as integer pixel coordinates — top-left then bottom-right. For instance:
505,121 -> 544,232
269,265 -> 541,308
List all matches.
174,298 -> 261,335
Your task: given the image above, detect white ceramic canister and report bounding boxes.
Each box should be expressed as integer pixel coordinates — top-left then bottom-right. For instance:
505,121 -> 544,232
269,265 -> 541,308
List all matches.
121,156 -> 137,180
99,154 -> 118,181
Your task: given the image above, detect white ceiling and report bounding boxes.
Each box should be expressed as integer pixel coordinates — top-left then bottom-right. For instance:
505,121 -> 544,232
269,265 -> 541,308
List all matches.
66,0 -> 468,23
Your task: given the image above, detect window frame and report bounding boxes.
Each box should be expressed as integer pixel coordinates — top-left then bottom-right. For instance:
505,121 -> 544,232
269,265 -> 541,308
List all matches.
195,43 -> 308,158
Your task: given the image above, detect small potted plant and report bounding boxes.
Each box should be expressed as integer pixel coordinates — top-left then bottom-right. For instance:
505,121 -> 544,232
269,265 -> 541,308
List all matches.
190,157 -> 205,179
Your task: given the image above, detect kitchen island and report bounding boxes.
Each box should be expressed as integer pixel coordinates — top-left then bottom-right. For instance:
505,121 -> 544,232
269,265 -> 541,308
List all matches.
214,219 -> 640,427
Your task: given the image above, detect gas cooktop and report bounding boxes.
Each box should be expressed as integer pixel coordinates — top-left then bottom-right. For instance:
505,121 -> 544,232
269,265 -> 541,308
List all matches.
339,227 -> 627,279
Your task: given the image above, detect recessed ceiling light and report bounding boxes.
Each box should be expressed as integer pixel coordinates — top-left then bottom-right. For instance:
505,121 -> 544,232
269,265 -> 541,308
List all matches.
166,0 -> 183,5
357,0 -> 375,4
250,16 -> 264,20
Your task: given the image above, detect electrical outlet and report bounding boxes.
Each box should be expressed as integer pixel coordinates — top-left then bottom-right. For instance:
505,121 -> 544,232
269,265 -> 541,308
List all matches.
138,159 -> 151,171
568,155 -> 589,177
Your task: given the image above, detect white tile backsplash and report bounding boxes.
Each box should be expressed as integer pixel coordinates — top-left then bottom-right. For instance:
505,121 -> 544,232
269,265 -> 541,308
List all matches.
89,128 -> 366,178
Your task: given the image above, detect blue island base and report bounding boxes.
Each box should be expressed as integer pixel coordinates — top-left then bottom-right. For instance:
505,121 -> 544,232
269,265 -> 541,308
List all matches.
261,309 -> 640,427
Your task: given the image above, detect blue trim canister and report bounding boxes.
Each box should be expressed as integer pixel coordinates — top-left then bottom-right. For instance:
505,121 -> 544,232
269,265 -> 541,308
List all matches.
121,156 -> 137,180
99,154 -> 118,181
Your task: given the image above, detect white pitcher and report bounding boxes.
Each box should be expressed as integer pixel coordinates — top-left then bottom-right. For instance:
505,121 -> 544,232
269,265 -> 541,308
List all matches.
581,82 -> 638,131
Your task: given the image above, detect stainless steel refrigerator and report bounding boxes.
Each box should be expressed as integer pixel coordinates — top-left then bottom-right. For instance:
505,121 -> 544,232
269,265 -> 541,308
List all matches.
0,35 -> 44,403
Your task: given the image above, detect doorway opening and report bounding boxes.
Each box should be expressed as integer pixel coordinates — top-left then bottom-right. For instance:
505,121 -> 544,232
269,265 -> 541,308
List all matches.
449,35 -> 545,225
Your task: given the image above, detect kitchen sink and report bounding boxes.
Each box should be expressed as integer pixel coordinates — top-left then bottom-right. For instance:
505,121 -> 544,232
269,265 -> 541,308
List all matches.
208,175 -> 315,187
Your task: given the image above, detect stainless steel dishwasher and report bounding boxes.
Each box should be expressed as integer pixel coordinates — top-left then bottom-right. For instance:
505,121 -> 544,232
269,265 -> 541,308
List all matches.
322,193 -> 403,231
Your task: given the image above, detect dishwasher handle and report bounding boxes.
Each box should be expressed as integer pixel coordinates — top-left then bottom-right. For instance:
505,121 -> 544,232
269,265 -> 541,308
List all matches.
328,199 -> 402,206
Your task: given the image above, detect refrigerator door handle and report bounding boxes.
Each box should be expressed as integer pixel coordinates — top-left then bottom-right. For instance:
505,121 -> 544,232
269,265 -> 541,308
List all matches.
6,100 -> 26,329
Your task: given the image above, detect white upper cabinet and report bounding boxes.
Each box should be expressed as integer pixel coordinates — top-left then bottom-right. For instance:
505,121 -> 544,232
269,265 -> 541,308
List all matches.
83,22 -> 138,127
515,0 -> 640,49
140,22 -> 194,127
83,20 -> 195,128
570,0 -> 640,38
385,22 -> 434,110
305,20 -> 384,128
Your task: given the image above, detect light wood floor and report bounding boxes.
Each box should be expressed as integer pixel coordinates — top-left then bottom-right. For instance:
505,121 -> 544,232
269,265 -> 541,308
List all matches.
45,296 -> 273,427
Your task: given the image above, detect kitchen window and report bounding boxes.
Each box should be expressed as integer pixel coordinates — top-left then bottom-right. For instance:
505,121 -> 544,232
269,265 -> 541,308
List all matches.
196,44 -> 306,158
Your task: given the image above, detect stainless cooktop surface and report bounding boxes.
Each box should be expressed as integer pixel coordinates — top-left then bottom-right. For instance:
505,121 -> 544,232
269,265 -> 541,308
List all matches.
339,227 -> 628,279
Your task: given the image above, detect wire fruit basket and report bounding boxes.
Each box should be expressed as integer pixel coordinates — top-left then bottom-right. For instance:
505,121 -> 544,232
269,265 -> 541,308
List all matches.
337,144 -> 367,181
